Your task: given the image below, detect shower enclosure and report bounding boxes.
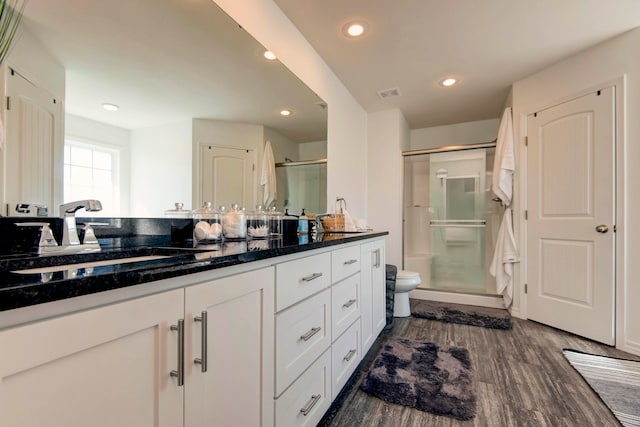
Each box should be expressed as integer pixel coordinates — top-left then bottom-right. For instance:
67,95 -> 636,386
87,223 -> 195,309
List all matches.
403,143 -> 499,296
275,159 -> 327,215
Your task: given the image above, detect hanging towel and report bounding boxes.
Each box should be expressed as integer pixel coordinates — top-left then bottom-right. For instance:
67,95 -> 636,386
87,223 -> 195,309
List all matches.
489,208 -> 519,307
261,140 -> 276,208
492,107 -> 515,206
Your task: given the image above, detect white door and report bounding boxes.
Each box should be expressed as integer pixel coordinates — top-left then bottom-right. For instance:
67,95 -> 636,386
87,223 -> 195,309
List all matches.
4,68 -> 63,213
200,145 -> 255,209
526,87 -> 615,345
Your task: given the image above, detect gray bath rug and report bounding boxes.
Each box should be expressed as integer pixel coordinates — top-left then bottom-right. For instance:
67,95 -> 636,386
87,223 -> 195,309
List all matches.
412,300 -> 512,330
360,336 -> 476,420
564,349 -> 640,426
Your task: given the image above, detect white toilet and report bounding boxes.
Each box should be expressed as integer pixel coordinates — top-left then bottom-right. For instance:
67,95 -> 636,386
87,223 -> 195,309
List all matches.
393,270 -> 422,317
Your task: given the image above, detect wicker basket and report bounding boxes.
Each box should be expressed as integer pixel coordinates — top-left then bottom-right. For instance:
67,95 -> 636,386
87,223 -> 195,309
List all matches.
322,214 -> 345,232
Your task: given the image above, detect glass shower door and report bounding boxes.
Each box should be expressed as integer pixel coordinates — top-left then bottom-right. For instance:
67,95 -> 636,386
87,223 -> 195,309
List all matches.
428,150 -> 488,293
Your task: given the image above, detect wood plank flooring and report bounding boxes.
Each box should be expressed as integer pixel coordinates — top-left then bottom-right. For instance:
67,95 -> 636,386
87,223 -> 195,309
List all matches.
321,299 -> 639,427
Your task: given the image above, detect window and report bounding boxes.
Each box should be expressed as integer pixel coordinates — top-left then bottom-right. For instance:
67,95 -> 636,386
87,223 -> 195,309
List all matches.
64,140 -> 121,216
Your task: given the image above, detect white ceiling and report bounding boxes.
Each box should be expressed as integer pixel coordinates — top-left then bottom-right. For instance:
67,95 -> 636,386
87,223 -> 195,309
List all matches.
19,0 -> 327,142
274,0 -> 640,129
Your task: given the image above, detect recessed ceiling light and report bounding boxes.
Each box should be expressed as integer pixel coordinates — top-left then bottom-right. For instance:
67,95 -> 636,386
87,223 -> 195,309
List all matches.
102,103 -> 119,111
342,21 -> 369,38
280,109 -> 292,117
263,50 -> 277,60
440,78 -> 457,87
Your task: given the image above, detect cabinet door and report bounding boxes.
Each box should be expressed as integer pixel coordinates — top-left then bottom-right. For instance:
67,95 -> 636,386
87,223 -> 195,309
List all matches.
371,240 -> 386,336
360,239 -> 386,354
184,267 -> 275,427
0,289 -> 184,427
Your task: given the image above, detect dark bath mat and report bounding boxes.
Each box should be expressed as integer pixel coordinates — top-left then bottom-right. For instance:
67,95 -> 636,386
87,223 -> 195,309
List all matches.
360,336 -> 476,421
412,300 -> 512,330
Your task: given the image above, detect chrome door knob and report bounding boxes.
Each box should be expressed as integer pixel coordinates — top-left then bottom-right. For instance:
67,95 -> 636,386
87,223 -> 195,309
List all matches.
595,225 -> 609,233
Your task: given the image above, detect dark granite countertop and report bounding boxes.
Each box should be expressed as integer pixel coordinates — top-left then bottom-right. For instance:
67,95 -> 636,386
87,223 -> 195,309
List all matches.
0,231 -> 387,312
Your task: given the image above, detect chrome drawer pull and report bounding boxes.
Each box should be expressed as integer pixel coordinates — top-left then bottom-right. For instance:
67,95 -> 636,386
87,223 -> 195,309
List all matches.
194,311 -> 208,373
302,272 -> 323,282
300,394 -> 321,416
170,319 -> 185,386
343,349 -> 357,362
342,299 -> 357,309
343,259 -> 358,265
300,326 -> 321,341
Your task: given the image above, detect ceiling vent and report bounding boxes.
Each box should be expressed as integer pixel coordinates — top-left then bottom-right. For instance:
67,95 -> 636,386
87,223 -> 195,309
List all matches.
377,87 -> 401,100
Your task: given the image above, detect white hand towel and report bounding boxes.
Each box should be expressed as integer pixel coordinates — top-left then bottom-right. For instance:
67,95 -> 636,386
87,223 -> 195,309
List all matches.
489,208 -> 519,307
492,107 -> 515,206
261,140 -> 276,208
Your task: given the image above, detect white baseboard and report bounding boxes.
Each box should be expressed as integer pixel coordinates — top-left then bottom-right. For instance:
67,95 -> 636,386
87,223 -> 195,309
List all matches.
409,288 -> 506,309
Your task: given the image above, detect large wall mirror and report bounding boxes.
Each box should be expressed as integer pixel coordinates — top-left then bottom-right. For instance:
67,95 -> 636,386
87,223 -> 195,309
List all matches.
8,0 -> 327,217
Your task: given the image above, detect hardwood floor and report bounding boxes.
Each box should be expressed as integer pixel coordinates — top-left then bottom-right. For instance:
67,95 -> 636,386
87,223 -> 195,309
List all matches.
322,299 -> 638,427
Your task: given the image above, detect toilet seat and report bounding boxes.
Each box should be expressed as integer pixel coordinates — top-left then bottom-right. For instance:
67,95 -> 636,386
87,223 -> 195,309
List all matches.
396,270 -> 421,286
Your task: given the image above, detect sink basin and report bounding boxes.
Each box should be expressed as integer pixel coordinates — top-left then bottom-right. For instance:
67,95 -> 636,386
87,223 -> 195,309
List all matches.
12,255 -> 172,275
2,246 -> 218,276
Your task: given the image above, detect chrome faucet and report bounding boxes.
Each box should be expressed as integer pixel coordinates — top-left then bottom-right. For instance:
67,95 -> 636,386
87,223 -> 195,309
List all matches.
60,200 -> 103,246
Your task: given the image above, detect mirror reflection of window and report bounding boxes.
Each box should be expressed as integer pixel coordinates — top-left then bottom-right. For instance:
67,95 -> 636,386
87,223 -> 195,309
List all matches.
63,140 -> 121,216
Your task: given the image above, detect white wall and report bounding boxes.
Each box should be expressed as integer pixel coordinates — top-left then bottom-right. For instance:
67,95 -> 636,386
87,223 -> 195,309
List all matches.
264,127 -> 298,163
512,27 -> 640,355
214,0 -> 369,220
65,114 -> 131,216
299,140 -> 327,160
367,109 -> 410,268
130,121 -> 192,216
410,119 -> 500,151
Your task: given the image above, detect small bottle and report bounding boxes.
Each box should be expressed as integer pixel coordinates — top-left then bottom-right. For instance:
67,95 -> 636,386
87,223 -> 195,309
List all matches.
297,209 -> 309,235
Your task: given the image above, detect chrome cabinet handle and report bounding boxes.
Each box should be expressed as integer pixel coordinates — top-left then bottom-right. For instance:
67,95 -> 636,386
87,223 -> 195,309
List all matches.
300,394 -> 321,416
343,349 -> 357,362
302,272 -> 323,282
373,248 -> 381,267
595,224 -> 609,233
170,319 -> 185,386
342,299 -> 356,308
194,311 -> 208,373
300,326 -> 321,341
343,259 -> 358,265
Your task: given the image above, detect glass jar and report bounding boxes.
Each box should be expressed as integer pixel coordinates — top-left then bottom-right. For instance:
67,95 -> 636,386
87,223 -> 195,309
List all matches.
268,206 -> 283,238
164,202 -> 191,218
248,205 -> 270,239
221,203 -> 247,240
191,202 -> 221,245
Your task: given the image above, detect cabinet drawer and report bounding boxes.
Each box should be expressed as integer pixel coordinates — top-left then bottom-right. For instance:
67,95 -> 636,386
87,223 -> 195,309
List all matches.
275,349 -> 331,427
331,274 -> 360,340
331,319 -> 360,399
276,252 -> 331,311
331,245 -> 361,283
275,289 -> 331,396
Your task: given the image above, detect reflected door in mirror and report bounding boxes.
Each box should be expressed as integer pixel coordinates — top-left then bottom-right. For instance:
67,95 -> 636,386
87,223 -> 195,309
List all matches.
4,70 -> 63,213
200,146 -> 255,209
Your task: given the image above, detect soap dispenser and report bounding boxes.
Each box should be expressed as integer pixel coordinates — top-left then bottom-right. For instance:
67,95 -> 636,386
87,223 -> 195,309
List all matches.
297,209 -> 309,235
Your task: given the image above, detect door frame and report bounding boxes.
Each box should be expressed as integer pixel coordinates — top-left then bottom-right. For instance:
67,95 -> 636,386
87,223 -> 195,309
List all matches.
519,76 -> 628,350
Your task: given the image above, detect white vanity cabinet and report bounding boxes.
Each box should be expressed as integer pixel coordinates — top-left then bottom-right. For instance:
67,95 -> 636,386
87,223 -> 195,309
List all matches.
360,239 -> 386,354
0,289 -> 185,427
0,236 -> 387,427
184,267 -> 275,427
0,267 -> 275,427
